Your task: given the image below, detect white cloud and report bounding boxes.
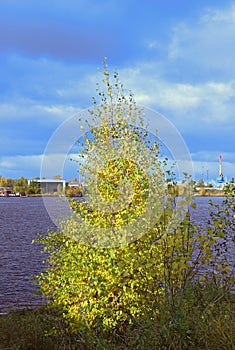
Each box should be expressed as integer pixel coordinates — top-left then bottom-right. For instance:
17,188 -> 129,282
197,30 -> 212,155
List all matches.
168,3 -> 235,72
0,101 -> 79,123
0,155 -> 42,178
34,104 -> 79,118
201,5 -> 235,24
119,64 -> 235,129
0,152 -> 82,179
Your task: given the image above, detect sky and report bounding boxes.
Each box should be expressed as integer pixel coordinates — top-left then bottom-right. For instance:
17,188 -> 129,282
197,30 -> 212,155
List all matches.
0,0 -> 235,182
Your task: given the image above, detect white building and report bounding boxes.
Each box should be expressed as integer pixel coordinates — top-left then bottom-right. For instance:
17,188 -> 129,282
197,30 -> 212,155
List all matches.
28,178 -> 66,194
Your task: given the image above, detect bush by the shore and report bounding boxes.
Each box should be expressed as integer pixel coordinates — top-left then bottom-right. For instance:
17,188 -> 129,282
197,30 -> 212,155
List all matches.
0,282 -> 234,350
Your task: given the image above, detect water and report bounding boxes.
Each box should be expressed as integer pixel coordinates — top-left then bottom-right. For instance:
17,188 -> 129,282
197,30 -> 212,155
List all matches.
0,197 -> 59,314
0,196 -> 234,314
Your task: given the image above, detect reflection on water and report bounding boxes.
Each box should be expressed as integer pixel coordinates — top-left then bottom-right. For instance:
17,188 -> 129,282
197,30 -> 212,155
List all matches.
0,196 -> 234,313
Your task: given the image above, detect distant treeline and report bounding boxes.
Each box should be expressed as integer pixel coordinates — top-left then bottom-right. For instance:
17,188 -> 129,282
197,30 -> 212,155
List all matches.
0,176 -> 41,195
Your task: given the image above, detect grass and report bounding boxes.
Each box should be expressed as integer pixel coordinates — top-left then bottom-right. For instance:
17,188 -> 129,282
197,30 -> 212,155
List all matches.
0,283 -> 234,350
0,306 -> 69,350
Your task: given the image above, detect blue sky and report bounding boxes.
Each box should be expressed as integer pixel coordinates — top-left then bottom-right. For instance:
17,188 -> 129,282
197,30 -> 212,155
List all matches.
0,0 -> 235,182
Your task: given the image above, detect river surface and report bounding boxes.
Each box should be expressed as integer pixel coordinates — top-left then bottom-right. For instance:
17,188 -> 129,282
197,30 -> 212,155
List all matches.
0,196 -> 234,314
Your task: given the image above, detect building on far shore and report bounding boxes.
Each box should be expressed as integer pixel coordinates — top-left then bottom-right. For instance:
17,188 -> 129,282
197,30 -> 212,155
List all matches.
28,178 -> 66,194
0,187 -> 14,196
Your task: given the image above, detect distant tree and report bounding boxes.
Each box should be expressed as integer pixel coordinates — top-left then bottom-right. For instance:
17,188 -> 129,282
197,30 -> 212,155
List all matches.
197,178 -> 205,187
66,185 -> 83,197
13,177 -> 28,193
0,177 -> 14,188
27,180 -> 41,195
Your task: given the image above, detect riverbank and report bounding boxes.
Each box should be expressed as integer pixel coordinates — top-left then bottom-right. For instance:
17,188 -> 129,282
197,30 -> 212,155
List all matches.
0,283 -> 234,350
194,188 -> 226,196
